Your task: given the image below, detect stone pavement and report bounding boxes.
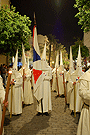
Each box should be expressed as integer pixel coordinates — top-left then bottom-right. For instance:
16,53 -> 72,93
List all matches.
4,91 -> 79,135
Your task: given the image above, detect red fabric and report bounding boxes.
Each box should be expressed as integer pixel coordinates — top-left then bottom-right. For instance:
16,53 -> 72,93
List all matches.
33,26 -> 35,47
33,69 -> 42,84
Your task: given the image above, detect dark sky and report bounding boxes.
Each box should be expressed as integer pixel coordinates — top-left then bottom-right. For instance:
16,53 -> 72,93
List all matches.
10,0 -> 83,51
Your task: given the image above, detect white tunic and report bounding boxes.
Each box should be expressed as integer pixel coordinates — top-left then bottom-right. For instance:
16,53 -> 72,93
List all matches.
24,68 -> 33,104
0,76 -> 5,135
65,67 -> 74,104
77,69 -> 90,135
57,66 -> 65,95
8,70 -> 23,115
52,68 -> 57,91
69,67 -> 84,112
65,71 -> 71,104
19,68 -> 33,105
37,67 -> 52,113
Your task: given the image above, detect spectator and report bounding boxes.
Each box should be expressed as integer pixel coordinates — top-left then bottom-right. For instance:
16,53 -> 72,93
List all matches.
5,65 -> 9,80
1,64 -> 6,88
0,64 -> 3,75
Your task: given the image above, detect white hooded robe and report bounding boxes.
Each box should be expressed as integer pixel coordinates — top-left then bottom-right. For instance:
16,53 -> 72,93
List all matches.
19,67 -> 33,105
69,67 -> 84,112
37,61 -> 52,113
8,70 -> 23,115
0,76 -> 5,134
77,69 -> 90,135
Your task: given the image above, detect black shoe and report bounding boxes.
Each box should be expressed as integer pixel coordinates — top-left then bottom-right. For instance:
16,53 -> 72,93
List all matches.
54,90 -> 57,92
44,112 -> 49,116
60,94 -> 65,98
55,95 -> 60,98
36,112 -> 41,116
70,111 -> 74,115
66,103 -> 69,108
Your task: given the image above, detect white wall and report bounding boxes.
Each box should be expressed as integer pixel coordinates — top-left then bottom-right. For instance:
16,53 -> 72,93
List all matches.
84,31 -> 90,55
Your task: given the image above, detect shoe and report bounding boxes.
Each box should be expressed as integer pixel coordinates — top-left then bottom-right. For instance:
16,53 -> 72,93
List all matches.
55,95 -> 60,98
36,112 -> 41,116
70,111 -> 74,115
54,90 -> 56,92
44,112 -> 49,116
60,94 -> 65,98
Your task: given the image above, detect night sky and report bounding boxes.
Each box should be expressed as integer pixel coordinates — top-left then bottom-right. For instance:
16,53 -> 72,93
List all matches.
10,0 -> 83,52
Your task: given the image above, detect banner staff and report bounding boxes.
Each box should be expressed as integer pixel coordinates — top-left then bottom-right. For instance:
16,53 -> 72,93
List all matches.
0,71 -> 12,135
55,51 -> 60,98
62,71 -> 67,112
74,82 -> 76,117
33,12 -> 43,116
10,83 -> 13,118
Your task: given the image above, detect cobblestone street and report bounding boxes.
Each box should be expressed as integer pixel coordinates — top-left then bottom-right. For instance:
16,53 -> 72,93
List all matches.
4,91 -> 78,135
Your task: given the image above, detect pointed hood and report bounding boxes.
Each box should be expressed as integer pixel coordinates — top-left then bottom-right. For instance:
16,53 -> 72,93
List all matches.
60,51 -> 63,66
42,42 -> 46,61
71,45 -> 83,78
22,43 -> 26,68
77,45 -> 81,67
41,42 -> 49,70
59,51 -> 64,72
55,51 -> 59,68
69,46 -> 74,74
79,68 -> 90,82
12,56 -> 14,63
13,49 -> 18,71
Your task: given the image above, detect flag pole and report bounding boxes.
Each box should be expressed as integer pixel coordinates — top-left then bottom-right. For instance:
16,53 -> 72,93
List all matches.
0,71 -> 12,135
10,84 -> 13,118
22,67 -> 25,108
74,83 -> 76,117
34,12 -> 36,27
33,12 -> 43,116
62,72 -> 67,112
56,67 -> 60,97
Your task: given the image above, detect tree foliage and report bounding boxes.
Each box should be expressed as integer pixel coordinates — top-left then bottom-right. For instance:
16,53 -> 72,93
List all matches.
0,5 -> 32,57
74,0 -> 90,32
47,34 -> 69,67
72,38 -> 89,60
59,44 -> 69,67
47,34 -> 59,66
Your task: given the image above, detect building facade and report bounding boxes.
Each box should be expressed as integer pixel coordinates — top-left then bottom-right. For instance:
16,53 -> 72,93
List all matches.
0,0 -> 10,8
84,31 -> 90,55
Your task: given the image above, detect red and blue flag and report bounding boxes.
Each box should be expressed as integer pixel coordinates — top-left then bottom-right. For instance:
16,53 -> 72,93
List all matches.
33,26 -> 44,101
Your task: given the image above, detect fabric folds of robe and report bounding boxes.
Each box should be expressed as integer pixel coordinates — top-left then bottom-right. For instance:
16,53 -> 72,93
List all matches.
8,71 -> 23,115
37,68 -> 52,113
77,77 -> 90,135
19,68 -> 33,105
0,76 -> 5,135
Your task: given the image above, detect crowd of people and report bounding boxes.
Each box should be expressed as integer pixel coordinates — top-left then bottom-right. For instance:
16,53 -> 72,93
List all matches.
0,44 -> 90,135
51,45 -> 90,135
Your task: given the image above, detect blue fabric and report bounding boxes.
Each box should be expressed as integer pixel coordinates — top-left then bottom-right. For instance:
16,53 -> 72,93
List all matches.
33,47 -> 41,62
17,62 -> 22,67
